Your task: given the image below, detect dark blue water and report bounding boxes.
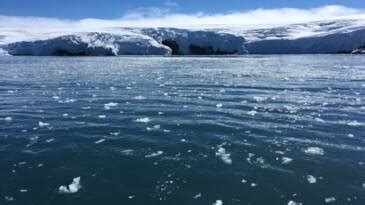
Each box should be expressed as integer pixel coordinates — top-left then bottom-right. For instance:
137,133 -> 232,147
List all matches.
0,56 -> 364,205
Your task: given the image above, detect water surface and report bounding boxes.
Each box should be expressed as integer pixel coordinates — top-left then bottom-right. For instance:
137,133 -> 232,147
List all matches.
0,56 -> 364,204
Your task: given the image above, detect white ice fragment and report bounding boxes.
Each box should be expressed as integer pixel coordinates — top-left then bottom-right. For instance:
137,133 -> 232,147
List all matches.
348,121 -> 362,126
304,147 -> 324,156
216,103 -> 223,108
46,138 -> 55,143
128,195 -> 135,199
307,175 -> 317,184
288,201 -> 302,205
58,177 -> 82,194
325,197 -> 336,203
38,121 -> 50,128
147,125 -> 161,131
104,102 -> 118,110
145,150 -> 163,158
135,117 -> 150,123
250,183 -> 257,187
241,179 -> 247,183
19,189 -> 28,193
94,139 -> 106,144
133,95 -> 146,100
98,115 -> 106,119
282,157 -> 293,164
347,134 -> 354,138
193,193 -> 202,199
4,196 -> 14,201
4,117 -> 12,122
247,110 -> 257,116
315,118 -> 325,123
62,113 -> 69,117
216,147 -> 232,165
253,96 -> 267,102
213,200 -> 223,205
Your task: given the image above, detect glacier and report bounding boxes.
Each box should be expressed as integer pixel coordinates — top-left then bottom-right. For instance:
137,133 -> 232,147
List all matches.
1,17 -> 365,56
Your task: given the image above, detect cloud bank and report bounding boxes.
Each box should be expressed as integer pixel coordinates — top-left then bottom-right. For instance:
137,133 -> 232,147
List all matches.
0,5 -> 364,29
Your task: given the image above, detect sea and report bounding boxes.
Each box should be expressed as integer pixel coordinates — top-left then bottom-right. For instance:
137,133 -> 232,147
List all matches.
0,55 -> 364,205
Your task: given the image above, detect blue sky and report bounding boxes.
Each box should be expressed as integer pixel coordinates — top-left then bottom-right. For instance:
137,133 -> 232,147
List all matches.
1,0 -> 365,19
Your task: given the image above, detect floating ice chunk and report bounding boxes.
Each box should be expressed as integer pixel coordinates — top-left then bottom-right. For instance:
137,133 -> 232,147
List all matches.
135,117 -> 150,123
216,147 -> 232,165
315,118 -> 325,123
307,175 -> 317,184
4,196 -> 14,201
38,121 -> 50,128
58,177 -> 82,194
145,150 -> 163,158
325,197 -> 336,203
193,193 -> 202,199
241,179 -> 247,183
62,113 -> 69,117
128,195 -> 135,199
94,139 -> 106,144
104,102 -> 118,110
213,200 -> 223,205
288,201 -> 302,205
46,138 -> 55,143
347,134 -> 354,138
216,103 -> 223,108
250,183 -> 257,187
147,125 -> 161,131
19,189 -> 28,193
282,157 -> 293,164
134,95 -> 146,100
348,121 -> 362,126
4,117 -> 12,122
253,96 -> 267,102
98,115 -> 106,119
304,147 -> 324,156
247,110 -> 257,116
109,87 -> 116,91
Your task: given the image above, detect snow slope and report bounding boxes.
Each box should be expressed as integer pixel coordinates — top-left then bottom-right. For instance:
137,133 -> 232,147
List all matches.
1,17 -> 365,55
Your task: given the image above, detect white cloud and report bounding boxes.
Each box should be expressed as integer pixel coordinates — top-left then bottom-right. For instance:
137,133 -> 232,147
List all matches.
0,5 -> 364,29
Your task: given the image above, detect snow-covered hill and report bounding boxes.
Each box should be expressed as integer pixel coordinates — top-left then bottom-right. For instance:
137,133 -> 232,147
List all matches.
1,17 -> 365,56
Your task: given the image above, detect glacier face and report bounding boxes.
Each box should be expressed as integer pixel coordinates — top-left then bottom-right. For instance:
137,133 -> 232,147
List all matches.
4,32 -> 171,56
1,18 -> 365,56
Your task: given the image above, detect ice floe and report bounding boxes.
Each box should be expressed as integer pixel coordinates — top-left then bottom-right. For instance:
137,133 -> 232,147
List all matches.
281,157 -> 293,165
94,139 -> 106,144
136,117 -> 150,123
193,193 -> 202,199
38,121 -> 50,128
304,147 -> 324,156
147,125 -> 161,131
4,196 -> 14,201
104,102 -> 118,110
325,197 -> 336,203
306,175 -> 317,184
215,146 -> 232,165
288,201 -> 302,205
216,103 -> 223,108
58,177 -> 82,194
4,117 -> 12,122
212,200 -> 223,205
145,151 -> 164,158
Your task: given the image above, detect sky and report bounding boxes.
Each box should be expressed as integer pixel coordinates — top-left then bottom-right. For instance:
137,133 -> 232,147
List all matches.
1,0 -> 365,28
1,0 -> 365,19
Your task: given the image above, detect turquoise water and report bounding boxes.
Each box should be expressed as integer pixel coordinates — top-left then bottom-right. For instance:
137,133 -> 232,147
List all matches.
0,56 -> 364,205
